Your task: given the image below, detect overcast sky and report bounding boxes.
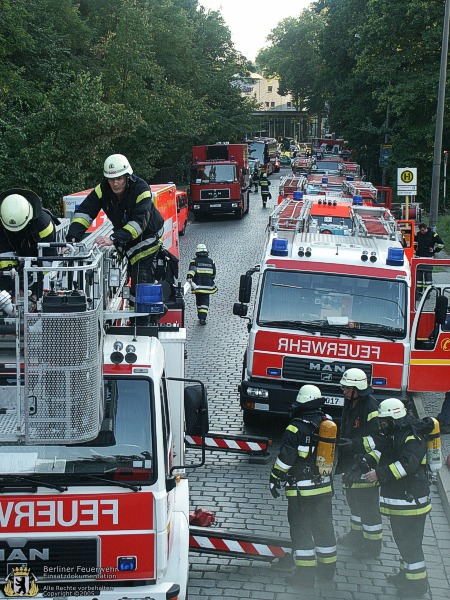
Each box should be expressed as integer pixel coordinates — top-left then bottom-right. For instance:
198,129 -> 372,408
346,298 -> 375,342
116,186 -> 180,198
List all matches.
198,0 -> 313,62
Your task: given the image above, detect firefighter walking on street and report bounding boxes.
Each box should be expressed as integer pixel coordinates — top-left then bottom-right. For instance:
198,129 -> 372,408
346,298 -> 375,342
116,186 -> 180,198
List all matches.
364,398 -> 432,598
269,385 -> 337,587
337,368 -> 383,558
259,173 -> 271,207
186,243 -> 217,325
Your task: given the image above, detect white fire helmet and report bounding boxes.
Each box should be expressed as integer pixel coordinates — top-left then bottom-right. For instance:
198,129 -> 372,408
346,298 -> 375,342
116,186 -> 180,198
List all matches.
196,243 -> 208,254
295,384 -> 322,404
340,368 -> 368,391
0,194 -> 33,232
378,398 -> 407,420
103,154 -> 133,178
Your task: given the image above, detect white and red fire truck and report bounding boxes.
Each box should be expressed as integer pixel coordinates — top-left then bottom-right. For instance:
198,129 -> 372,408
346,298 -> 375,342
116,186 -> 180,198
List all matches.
233,196 -> 450,423
0,218 -> 212,600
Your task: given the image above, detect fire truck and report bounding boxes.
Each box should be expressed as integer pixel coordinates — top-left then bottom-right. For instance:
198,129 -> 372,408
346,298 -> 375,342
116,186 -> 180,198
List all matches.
233,195 -> 450,424
189,143 -> 250,219
0,215 -> 214,599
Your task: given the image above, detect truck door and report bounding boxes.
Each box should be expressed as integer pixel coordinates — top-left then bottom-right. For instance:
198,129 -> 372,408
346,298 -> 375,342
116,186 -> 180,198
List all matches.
408,284 -> 450,391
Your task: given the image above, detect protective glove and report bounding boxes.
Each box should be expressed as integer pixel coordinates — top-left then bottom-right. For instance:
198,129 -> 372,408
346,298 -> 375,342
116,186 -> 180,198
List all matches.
269,480 -> 281,499
337,437 -> 353,449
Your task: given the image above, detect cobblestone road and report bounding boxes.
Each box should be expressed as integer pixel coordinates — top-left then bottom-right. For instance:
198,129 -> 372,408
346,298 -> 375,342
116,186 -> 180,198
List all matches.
178,170 -> 450,600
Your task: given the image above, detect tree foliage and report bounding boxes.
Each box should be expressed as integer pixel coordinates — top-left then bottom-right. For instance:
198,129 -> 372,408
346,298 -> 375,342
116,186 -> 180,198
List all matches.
0,0 -> 256,211
257,0 -> 450,205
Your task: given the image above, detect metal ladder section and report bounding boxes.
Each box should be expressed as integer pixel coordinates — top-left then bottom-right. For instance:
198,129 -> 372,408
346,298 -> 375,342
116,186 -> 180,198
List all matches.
351,205 -> 402,241
0,234 -> 123,444
342,179 -> 378,201
268,198 -> 312,232
278,175 -> 307,199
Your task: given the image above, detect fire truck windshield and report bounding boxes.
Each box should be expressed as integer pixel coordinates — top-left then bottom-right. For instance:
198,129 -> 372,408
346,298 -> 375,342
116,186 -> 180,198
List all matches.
191,164 -> 237,183
257,270 -> 407,338
0,378 -> 155,485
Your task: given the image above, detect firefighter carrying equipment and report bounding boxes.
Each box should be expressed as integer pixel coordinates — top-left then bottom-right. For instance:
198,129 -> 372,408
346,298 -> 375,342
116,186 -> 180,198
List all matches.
103,154 -> 133,178
316,419 -> 337,476
0,194 -> 33,232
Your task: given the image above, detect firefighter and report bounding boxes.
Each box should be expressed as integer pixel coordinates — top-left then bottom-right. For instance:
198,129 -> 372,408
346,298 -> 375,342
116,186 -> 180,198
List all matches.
259,173 -> 271,207
364,398 -> 431,598
186,243 -> 217,325
0,189 -> 58,301
66,154 -> 164,321
336,367 -> 383,558
415,222 -> 444,298
251,166 -> 260,193
269,385 -> 337,587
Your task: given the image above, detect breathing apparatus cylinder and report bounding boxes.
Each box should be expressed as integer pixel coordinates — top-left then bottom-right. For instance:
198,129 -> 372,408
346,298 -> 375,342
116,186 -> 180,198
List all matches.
316,419 -> 337,476
427,417 -> 442,472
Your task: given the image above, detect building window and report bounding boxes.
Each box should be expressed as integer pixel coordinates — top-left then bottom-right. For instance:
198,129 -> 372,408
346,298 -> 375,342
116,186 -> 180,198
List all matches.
265,102 -> 270,108
271,102 -> 275,108
287,102 -> 292,108
268,86 -> 273,92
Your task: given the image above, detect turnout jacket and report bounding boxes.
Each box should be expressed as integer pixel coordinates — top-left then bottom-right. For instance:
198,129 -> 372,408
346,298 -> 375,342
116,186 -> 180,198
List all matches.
259,178 -> 271,194
67,175 -> 164,265
186,253 -> 218,294
0,188 -> 57,270
339,394 -> 381,488
416,228 -> 444,257
366,415 -> 431,517
271,409 -> 333,498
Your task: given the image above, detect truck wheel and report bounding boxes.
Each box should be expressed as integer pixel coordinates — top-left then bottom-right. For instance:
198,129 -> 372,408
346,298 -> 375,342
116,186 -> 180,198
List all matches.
236,206 -> 243,219
179,220 -> 187,236
245,191 -> 250,214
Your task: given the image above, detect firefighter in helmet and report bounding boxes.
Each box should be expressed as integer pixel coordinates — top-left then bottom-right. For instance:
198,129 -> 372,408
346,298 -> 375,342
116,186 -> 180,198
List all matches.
66,154 -> 165,323
0,189 -> 58,303
259,173 -> 271,207
186,243 -> 217,325
269,385 -> 337,587
363,399 -> 431,597
336,368 -> 382,558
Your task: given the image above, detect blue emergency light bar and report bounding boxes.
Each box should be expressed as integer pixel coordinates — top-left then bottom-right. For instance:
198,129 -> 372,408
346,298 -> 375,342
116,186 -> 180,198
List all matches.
346,176 -> 354,181
386,247 -> 405,266
352,195 -> 363,205
293,191 -> 303,201
135,283 -> 165,313
271,238 -> 289,256
322,177 -> 328,184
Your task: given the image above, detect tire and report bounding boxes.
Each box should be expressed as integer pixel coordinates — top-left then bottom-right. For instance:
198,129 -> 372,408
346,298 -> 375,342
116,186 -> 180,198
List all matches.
245,191 -> 250,214
179,221 -> 187,236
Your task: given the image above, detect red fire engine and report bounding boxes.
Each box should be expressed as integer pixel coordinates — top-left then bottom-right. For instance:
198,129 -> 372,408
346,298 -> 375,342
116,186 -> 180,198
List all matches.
233,195 -> 450,423
189,143 -> 250,218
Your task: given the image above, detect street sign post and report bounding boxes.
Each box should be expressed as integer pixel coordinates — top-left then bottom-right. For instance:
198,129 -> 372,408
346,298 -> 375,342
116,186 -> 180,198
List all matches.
397,167 -> 417,196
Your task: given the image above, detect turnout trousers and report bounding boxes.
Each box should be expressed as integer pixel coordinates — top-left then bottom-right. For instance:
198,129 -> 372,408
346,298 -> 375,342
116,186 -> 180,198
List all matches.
345,485 -> 382,552
287,492 -> 336,582
194,292 -> 210,321
390,513 -> 428,588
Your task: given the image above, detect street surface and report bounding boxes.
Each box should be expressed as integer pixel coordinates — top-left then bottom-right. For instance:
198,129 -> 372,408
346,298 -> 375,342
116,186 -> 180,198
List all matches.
178,169 -> 450,600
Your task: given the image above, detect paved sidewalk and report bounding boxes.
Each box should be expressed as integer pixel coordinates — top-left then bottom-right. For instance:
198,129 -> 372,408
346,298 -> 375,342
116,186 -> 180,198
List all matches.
415,391 -> 450,522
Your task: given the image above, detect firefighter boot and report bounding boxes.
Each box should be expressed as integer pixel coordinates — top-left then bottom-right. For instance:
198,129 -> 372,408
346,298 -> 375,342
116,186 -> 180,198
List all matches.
337,530 -> 363,549
397,579 -> 428,598
386,571 -> 405,588
352,540 -> 381,559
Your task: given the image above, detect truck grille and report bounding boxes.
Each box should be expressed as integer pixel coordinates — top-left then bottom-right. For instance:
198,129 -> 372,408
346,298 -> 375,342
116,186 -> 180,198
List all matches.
0,538 -> 99,581
282,357 -> 372,387
200,189 -> 230,200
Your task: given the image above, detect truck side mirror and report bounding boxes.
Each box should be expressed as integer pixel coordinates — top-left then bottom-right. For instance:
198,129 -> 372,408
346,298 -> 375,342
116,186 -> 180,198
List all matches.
233,302 -> 248,317
185,384 -> 209,436
238,274 -> 252,303
435,295 -> 449,325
